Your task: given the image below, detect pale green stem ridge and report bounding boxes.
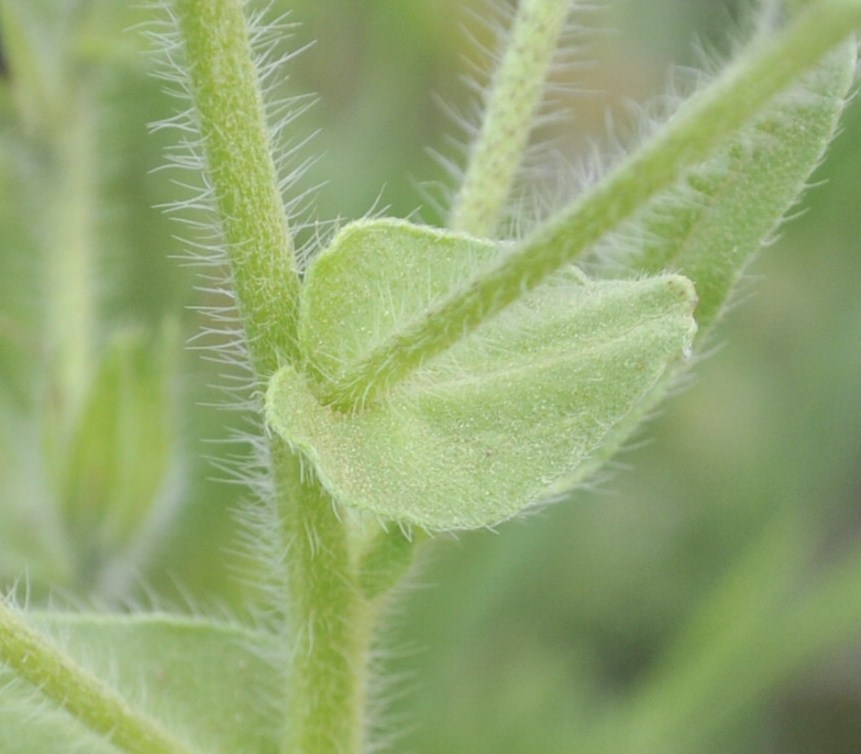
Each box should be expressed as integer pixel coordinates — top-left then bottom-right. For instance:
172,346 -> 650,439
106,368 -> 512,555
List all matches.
273,440 -> 373,754
47,95 -> 97,429
323,0 -> 861,410
173,0 -> 299,375
449,0 -> 570,237
0,0 -> 62,133
0,600 -> 198,754
358,526 -> 421,600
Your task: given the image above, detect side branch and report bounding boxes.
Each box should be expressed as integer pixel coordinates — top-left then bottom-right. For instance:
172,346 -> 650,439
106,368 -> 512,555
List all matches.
449,0 -> 570,237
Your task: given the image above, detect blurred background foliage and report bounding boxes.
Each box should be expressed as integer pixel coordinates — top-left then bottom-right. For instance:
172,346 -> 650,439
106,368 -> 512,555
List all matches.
1,0 -> 860,752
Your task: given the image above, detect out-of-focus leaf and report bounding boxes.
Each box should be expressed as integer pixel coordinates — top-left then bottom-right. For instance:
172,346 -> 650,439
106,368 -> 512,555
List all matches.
590,41 -> 856,336
51,326 -> 183,588
0,612 -> 280,754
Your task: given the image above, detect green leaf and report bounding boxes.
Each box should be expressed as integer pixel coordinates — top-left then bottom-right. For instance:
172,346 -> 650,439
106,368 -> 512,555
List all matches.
591,41 -> 856,335
271,230 -> 697,529
0,612 -> 280,754
48,326 -> 182,589
0,413 -> 72,587
299,5 -> 861,409
299,218 -> 501,389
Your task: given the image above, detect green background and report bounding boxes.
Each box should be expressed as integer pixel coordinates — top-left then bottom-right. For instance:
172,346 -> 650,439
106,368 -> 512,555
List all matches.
1,1 -> 860,752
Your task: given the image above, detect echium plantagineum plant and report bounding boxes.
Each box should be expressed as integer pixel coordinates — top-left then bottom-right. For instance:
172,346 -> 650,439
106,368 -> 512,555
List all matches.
1,0 -> 860,752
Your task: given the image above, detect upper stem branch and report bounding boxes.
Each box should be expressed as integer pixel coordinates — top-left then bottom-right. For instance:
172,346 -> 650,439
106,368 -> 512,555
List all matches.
449,0 -> 570,237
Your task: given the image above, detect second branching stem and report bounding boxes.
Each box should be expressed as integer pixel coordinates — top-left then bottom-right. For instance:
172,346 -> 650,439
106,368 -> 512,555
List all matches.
449,0 -> 570,237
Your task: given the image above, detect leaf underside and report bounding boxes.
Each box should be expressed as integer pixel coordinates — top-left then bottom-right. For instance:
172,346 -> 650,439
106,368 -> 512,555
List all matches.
270,220 -> 697,530
299,219 -> 502,384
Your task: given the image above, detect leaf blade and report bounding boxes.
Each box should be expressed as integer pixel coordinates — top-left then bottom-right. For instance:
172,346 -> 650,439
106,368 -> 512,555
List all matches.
591,41 -> 856,335
273,273 -> 697,530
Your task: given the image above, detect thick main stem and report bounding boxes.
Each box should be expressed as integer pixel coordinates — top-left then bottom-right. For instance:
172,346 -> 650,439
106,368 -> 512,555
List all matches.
273,441 -> 373,754
172,3 -> 374,753
176,0 -> 371,754
174,0 -> 300,375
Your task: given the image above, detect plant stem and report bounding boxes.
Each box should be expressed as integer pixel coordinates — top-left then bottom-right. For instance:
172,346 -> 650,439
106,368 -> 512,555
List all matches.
173,0 -> 300,375
449,0 -> 570,237
0,600 -> 198,754
322,0 -> 861,410
173,3 -> 375,752
273,440 -> 373,754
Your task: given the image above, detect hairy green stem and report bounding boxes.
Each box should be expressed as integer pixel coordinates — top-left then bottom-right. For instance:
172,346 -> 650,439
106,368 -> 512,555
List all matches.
173,3 -> 376,753
173,0 -> 299,375
323,0 -> 861,409
273,440 -> 373,754
0,600 -> 198,754
449,0 -> 570,237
